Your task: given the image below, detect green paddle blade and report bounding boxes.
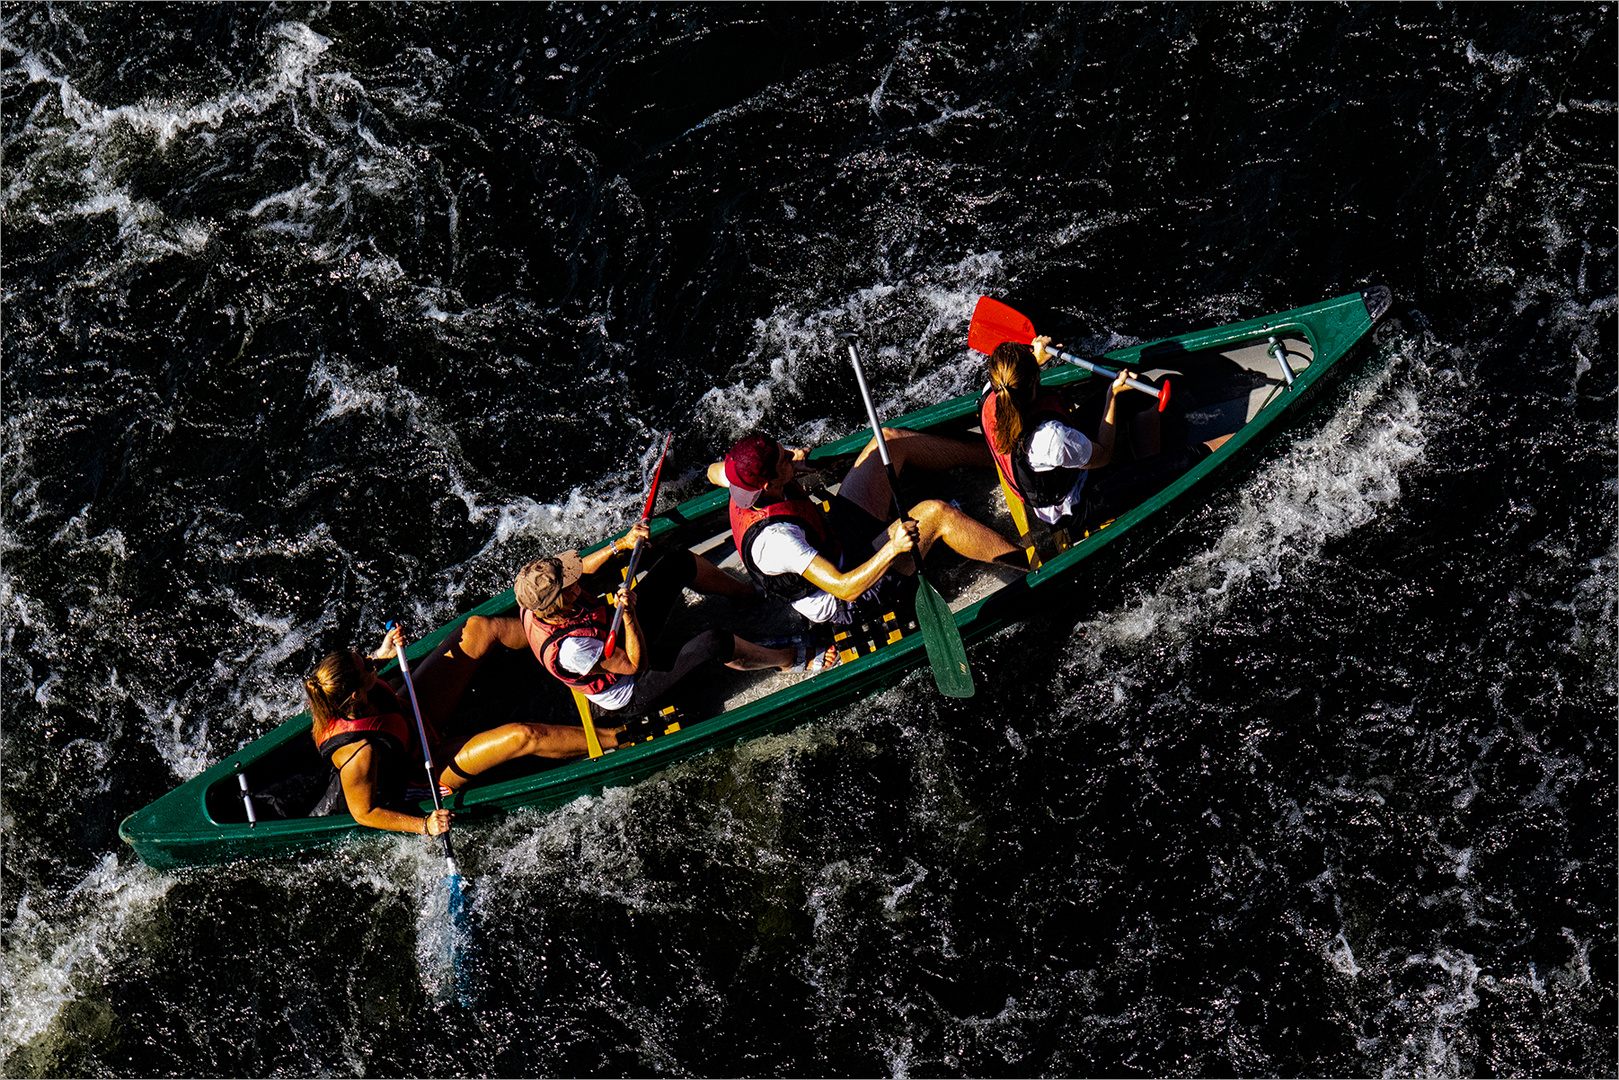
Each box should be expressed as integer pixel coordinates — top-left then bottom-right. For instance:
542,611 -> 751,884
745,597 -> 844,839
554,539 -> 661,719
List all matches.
913,573 -> 974,698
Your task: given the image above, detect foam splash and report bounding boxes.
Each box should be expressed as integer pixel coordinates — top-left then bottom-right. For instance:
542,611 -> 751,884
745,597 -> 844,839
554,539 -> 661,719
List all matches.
415,868 -> 476,1008
3,22 -> 335,255
1383,948 -> 1484,1076
693,250 -> 1009,444
0,856 -> 170,1058
1074,335 -> 1430,660
3,19 -> 454,319
306,355 -> 490,527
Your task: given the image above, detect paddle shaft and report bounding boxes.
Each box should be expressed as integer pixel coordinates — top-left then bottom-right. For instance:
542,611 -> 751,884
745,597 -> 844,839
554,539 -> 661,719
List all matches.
968,295 -> 1168,410
844,344 -> 909,523
387,623 -> 459,872
1048,347 -> 1163,399
842,339 -> 974,697
604,432 -> 674,658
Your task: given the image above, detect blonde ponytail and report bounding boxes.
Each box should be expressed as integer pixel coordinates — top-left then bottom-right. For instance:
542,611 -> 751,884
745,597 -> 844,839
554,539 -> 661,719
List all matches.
987,342 -> 1041,454
306,651 -> 366,744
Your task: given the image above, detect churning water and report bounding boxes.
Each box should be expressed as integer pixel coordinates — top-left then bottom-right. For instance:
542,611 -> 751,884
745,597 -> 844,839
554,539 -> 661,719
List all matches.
3,5 -> 1614,1076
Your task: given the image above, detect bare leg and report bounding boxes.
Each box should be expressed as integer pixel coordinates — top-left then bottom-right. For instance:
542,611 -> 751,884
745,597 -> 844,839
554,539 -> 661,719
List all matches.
408,615 -> 526,730
723,635 -> 797,671
838,428 -> 994,519
439,720 -> 619,791
905,499 -> 1019,564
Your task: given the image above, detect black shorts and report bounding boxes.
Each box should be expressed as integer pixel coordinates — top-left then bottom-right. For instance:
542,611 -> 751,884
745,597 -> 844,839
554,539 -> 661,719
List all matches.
824,494 -> 891,570
581,545 -> 697,641
621,628 -> 736,716
824,495 -> 912,623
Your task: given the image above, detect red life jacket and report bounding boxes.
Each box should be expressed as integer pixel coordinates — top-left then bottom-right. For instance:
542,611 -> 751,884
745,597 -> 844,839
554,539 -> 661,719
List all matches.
316,683 -> 431,764
978,388 -> 1085,510
524,599 -> 622,696
728,482 -> 843,602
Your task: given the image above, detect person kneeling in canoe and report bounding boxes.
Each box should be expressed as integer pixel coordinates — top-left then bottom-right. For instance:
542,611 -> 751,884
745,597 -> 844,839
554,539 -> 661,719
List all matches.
517,526 -> 809,720
981,338 -> 1230,538
710,430 -> 1022,647
306,623 -> 614,837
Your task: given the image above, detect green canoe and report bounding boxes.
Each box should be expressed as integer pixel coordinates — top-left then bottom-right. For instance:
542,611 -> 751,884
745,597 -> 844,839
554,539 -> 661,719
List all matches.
120,287 -> 1393,870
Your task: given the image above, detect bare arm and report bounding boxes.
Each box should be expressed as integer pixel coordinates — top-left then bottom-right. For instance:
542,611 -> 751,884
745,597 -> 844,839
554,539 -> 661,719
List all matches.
581,520 -> 650,576
370,625 -> 408,694
334,742 -> 450,835
797,521 -> 918,602
1084,371 -> 1132,471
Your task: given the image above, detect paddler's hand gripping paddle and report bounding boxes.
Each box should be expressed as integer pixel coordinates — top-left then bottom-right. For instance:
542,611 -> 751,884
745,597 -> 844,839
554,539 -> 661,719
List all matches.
841,334 -> 975,699
603,432 -> 674,658
968,295 -> 1171,411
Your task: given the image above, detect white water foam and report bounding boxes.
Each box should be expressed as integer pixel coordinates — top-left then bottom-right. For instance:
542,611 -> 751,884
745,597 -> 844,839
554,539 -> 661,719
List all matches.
1068,333 -> 1430,664
694,250 -> 1010,446
1381,948 -> 1484,1077
2,19 -> 456,321
2,22 -> 334,256
0,856 -> 171,1058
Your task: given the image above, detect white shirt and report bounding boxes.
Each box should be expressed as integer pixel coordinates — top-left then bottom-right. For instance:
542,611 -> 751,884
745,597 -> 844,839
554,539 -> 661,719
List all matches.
749,521 -> 882,625
556,635 -> 636,710
1023,419 -> 1093,523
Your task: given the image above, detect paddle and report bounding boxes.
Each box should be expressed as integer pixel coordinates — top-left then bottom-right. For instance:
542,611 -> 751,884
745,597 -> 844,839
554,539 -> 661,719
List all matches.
840,336 -> 975,698
385,621 -> 474,1004
969,296 -> 1172,412
603,432 -> 674,659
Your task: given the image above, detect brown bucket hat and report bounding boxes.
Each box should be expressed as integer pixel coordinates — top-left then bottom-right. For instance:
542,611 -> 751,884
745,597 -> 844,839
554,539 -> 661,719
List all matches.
514,550 -> 585,611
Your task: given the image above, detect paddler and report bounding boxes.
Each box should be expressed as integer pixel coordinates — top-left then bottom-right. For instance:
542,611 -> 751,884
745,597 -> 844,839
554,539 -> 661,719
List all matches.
517,521 -> 823,719
305,622 -> 616,837
710,430 -> 1023,637
980,338 -> 1231,536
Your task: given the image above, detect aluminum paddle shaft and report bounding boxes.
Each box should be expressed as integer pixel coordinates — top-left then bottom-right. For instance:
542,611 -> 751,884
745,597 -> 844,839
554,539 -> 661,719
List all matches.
1047,347 -> 1172,412
386,621 -> 458,873
968,294 -> 1170,411
841,337 -> 974,698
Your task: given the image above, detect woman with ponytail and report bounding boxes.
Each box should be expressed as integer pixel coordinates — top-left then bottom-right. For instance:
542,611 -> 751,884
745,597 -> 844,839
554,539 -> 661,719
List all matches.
307,621 -> 621,836
980,336 -> 1228,534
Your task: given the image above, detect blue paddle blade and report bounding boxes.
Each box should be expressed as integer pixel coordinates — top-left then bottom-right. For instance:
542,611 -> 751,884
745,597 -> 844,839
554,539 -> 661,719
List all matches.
419,872 -> 476,1007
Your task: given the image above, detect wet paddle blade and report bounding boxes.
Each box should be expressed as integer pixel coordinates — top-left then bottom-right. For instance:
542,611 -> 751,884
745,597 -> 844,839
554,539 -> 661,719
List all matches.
418,871 -> 476,1007
913,574 -> 974,698
968,296 -> 1036,355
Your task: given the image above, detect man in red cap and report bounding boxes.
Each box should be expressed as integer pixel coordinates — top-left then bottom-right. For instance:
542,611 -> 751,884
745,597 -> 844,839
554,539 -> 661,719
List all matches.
514,526 -> 817,719
712,428 -> 1020,628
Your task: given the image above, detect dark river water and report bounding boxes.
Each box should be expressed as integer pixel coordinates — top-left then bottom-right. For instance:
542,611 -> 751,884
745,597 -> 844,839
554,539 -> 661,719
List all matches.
3,4 -> 1614,1077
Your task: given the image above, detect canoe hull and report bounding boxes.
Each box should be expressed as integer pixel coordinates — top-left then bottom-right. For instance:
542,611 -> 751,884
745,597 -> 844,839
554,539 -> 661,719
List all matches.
121,289 -> 1391,871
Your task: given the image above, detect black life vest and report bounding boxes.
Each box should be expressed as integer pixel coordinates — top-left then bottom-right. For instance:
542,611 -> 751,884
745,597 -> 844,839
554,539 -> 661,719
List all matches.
525,600 -> 622,696
315,683 -> 427,764
978,388 -> 1086,510
729,482 -> 844,602
314,683 -> 431,815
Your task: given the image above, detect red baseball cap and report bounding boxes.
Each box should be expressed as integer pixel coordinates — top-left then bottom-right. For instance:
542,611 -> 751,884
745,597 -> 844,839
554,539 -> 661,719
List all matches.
723,433 -> 781,508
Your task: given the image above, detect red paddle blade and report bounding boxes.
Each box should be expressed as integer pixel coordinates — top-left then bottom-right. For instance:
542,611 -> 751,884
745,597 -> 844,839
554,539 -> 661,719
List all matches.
968,296 -> 1036,355
603,630 -> 617,659
1157,378 -> 1172,412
